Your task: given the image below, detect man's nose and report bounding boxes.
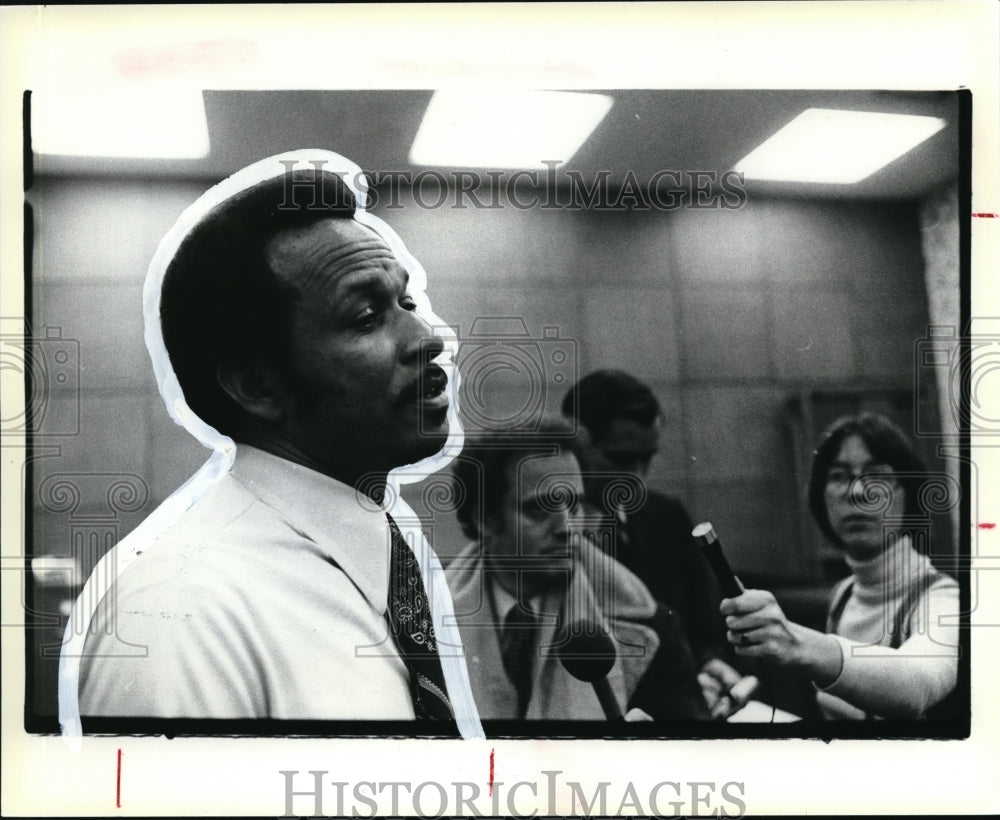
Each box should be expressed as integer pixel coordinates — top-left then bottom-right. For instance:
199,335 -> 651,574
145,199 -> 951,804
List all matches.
551,506 -> 573,537
401,309 -> 445,364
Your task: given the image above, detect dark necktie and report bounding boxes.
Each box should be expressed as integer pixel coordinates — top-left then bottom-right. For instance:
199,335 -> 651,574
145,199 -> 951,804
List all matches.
385,515 -> 454,721
500,605 -> 539,718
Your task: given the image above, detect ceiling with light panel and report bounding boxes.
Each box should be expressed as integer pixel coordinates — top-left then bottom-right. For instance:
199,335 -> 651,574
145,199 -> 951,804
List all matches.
32,89 -> 960,201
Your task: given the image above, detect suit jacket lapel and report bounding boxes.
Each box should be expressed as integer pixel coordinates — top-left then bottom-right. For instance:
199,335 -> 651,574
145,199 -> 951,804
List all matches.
446,539 -> 660,720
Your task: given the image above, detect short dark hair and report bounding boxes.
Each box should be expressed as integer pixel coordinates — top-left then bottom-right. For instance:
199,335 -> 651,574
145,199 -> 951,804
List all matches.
453,419 -> 583,540
561,369 -> 662,442
159,169 -> 356,434
807,412 -> 928,545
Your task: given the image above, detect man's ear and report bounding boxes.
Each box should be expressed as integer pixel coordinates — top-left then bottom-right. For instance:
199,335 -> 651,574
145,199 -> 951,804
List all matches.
216,361 -> 287,423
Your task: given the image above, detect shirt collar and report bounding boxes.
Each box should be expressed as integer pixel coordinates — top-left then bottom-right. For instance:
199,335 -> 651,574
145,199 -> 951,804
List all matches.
490,578 -> 520,621
229,443 -> 391,611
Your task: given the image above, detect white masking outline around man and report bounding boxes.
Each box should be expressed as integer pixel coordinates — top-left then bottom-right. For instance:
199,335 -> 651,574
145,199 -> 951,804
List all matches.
57,149 -> 484,743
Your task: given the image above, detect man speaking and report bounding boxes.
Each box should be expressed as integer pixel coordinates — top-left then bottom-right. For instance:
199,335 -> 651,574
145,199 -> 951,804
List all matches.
62,151 -> 482,737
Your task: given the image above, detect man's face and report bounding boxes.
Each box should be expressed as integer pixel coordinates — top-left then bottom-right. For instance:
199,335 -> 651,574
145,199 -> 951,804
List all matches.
580,417 -> 660,508
485,453 -> 583,585
265,218 -> 450,483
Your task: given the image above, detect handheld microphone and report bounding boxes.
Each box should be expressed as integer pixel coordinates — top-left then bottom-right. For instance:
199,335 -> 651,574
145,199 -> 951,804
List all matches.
555,621 -> 622,720
692,523 -> 761,717
691,522 -> 744,599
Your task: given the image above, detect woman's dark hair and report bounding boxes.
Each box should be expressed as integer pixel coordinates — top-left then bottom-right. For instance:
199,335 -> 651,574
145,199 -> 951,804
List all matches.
159,169 -> 356,435
453,418 -> 583,540
807,412 -> 927,545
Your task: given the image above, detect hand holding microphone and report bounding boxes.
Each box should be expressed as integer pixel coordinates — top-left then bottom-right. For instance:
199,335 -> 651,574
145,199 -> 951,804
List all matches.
691,522 -> 760,716
692,522 -> 744,599
692,521 -> 748,648
694,522 -> 804,668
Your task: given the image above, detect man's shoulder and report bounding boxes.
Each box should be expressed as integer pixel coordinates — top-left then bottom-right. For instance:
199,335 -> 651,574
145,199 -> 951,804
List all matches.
580,538 -> 657,620
161,470 -> 262,534
125,474 -> 292,570
443,542 -> 484,600
642,488 -> 687,508
107,471 -> 347,605
79,471 -> 395,719
634,489 -> 693,526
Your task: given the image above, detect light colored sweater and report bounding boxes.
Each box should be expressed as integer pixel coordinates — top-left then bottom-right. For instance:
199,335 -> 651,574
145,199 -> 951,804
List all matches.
816,536 -> 959,719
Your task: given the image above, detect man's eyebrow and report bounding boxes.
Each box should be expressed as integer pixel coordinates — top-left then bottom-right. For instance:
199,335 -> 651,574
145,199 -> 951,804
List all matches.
345,267 -> 409,288
519,487 -> 548,502
520,486 -> 582,503
326,267 -> 410,301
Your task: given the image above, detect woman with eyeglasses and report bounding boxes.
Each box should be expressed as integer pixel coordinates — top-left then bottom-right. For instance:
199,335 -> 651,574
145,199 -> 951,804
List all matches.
720,413 -> 959,719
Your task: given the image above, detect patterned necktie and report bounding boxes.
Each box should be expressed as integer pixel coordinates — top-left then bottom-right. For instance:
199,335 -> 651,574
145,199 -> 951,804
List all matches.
385,515 -> 454,721
499,605 -> 539,718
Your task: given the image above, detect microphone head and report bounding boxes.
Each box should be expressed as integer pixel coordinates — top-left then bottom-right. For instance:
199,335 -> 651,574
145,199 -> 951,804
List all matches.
555,620 -> 617,682
691,521 -> 718,546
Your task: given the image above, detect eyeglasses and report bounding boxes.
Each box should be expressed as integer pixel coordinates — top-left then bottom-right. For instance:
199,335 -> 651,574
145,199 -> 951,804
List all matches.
824,464 -> 900,495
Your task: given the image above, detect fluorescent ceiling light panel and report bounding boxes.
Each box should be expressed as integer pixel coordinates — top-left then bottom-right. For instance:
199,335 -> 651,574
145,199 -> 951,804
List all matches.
32,89 -> 210,159
733,108 -> 946,184
410,90 -> 613,169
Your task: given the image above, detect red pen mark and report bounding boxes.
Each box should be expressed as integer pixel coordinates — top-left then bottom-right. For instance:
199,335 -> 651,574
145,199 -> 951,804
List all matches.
116,748 -> 123,808
488,747 -> 495,796
978,522 -> 996,529
971,213 -> 999,218
115,39 -> 257,77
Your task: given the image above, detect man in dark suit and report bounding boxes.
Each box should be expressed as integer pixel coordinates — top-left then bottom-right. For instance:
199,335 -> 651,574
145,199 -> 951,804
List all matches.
562,370 -> 747,716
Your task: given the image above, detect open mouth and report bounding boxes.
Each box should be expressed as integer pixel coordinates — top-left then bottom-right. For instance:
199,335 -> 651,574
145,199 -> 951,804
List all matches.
422,367 -> 447,400
401,365 -> 449,411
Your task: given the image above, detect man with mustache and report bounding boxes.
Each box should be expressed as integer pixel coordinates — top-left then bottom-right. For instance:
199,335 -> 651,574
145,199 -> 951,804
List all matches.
71,153 -> 481,735
446,422 -> 708,722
